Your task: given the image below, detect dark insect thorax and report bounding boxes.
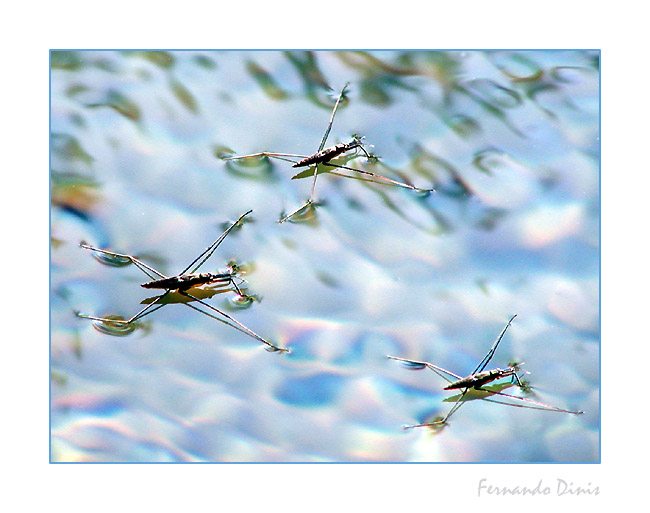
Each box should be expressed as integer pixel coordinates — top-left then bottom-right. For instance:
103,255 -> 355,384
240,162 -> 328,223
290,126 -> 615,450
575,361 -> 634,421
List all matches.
292,141 -> 360,168
141,272 -> 232,291
444,369 -> 504,390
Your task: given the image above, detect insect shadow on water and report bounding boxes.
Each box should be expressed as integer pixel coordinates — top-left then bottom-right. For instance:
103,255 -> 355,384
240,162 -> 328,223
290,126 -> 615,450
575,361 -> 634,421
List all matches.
75,210 -> 289,354
387,315 -> 583,430
223,83 -> 435,223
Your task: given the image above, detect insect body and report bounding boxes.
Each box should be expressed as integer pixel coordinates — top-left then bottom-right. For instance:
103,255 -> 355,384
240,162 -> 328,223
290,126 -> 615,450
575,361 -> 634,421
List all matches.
292,138 -> 369,168
443,366 -> 522,391
387,315 -> 582,430
223,83 -> 433,223
141,268 -> 239,292
76,210 -> 289,353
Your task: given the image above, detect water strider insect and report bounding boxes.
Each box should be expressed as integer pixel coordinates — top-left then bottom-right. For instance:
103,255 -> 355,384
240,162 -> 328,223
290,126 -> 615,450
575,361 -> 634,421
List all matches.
291,135 -> 370,168
387,315 -> 583,430
223,83 -> 434,223
75,210 -> 289,353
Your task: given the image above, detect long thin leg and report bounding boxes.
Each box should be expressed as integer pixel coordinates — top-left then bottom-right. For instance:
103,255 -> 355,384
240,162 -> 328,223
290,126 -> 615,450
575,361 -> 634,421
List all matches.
473,314 -> 517,374
229,278 -> 244,296
225,153 -> 306,168
307,83 -> 350,203
181,210 -> 252,275
225,154 -> 313,224
223,152 -> 308,161
404,388 -> 470,430
80,242 -> 167,280
480,388 -> 584,414
278,200 -> 319,224
77,290 -> 170,325
179,291 -> 289,353
387,354 -> 470,430
181,300 -> 261,338
323,162 -> 434,192
216,276 -> 252,301
386,355 -> 462,383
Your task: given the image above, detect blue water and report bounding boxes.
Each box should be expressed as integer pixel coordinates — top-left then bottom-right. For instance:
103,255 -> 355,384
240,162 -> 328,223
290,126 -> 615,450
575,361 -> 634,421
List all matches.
50,50 -> 599,462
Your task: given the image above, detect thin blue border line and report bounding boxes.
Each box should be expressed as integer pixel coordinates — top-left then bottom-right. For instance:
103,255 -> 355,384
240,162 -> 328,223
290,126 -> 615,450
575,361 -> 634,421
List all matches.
49,49 -> 601,464
49,48 -> 601,52
598,49 -> 602,463
49,49 -> 53,464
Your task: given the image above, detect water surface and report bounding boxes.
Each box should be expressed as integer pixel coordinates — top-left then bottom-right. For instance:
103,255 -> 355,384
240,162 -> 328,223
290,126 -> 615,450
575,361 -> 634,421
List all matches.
50,50 -> 599,462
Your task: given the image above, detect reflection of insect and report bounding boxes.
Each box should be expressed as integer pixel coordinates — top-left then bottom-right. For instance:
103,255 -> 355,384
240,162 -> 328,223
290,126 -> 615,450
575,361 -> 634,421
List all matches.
387,315 -> 583,430
224,83 -> 433,223
76,210 -> 289,353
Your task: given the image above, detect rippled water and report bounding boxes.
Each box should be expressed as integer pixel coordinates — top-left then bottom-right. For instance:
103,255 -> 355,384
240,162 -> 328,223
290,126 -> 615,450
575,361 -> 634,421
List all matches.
50,50 -> 599,462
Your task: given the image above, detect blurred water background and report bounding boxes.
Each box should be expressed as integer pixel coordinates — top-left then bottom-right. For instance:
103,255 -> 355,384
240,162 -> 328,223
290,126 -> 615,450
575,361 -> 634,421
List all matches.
50,50 -> 599,462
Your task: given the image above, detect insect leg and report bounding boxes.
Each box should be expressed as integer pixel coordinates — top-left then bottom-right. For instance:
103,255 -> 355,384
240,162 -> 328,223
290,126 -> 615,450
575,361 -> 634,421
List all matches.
179,291 -> 289,353
181,300 -> 253,336
76,290 -> 171,325
278,200 -> 317,224
404,389 -> 470,430
435,392 -> 469,424
317,84 -> 350,154
223,152 -> 308,163
307,83 -> 350,203
181,210 -> 252,275
481,388 -> 584,415
388,355 -> 472,430
323,162 -> 434,192
79,242 -> 167,280
512,372 -> 524,387
386,355 -> 462,382
226,276 -> 254,302
472,315 -> 518,374
229,277 -> 245,296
